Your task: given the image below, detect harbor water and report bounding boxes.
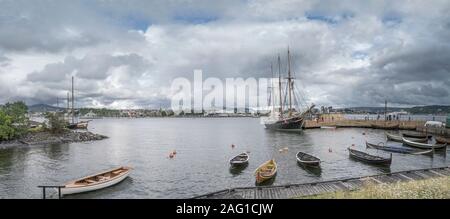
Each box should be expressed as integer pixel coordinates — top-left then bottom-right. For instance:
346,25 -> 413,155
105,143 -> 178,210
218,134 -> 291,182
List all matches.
0,118 -> 448,198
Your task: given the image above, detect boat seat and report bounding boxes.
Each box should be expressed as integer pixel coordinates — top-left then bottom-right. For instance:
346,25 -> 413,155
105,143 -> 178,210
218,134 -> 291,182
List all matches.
112,170 -> 122,175
86,179 -> 96,183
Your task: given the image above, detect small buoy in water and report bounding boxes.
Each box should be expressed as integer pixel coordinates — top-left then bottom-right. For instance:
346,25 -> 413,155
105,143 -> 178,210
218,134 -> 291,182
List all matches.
329,148 -> 332,152
231,144 -> 235,148
169,153 -> 174,159
351,144 -> 355,147
279,149 -> 283,153
172,150 -> 177,155
362,133 -> 366,135
283,147 -> 289,151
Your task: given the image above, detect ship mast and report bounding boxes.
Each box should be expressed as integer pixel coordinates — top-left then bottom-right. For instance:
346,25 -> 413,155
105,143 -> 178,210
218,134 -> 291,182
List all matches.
270,63 -> 275,113
287,47 -> 293,117
71,76 -> 74,124
278,54 -> 283,118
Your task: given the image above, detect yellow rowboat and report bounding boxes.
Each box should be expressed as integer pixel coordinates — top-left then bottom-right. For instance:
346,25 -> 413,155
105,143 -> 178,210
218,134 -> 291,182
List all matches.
254,159 -> 277,184
60,166 -> 132,196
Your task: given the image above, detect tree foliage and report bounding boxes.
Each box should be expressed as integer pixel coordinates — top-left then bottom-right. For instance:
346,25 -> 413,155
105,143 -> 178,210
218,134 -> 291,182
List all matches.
45,112 -> 67,134
0,101 -> 29,141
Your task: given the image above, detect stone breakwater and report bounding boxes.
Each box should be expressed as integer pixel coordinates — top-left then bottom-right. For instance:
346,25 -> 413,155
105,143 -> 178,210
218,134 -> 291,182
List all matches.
0,131 -> 108,149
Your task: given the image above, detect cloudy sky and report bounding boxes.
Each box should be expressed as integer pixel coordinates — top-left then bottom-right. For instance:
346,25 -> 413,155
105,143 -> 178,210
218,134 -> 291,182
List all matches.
0,0 -> 449,109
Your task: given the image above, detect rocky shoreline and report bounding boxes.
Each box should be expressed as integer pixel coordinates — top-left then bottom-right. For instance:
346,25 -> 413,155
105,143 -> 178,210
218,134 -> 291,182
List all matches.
0,131 -> 108,149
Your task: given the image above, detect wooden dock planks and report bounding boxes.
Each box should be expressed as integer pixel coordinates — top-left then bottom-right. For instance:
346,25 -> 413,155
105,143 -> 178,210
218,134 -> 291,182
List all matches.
193,166 -> 450,199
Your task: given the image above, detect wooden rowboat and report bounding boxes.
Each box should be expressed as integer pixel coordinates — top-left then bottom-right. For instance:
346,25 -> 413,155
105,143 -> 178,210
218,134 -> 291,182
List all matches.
254,159 -> 277,184
348,148 -> 392,166
371,123 -> 399,130
435,136 -> 450,144
60,166 -> 131,196
402,137 -> 447,150
229,152 -> 249,166
296,151 -> 320,167
366,142 -> 433,156
385,132 -> 428,143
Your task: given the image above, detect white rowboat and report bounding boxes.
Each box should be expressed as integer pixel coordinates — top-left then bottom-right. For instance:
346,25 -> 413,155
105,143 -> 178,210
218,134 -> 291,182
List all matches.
60,166 -> 132,196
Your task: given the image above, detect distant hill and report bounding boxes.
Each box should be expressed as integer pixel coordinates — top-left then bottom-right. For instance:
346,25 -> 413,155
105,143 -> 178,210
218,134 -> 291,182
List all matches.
28,104 -> 64,113
408,105 -> 450,114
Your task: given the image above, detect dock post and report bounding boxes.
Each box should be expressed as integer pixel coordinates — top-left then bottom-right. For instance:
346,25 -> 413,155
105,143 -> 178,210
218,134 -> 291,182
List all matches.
42,187 -> 46,199
58,187 -> 61,199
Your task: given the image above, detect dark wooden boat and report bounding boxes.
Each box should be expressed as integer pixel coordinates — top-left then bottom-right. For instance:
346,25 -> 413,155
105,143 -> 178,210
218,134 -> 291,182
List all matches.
366,142 -> 433,156
296,151 -> 320,167
371,123 -> 399,130
402,132 -> 430,138
348,148 -> 392,166
385,132 -> 428,143
402,137 -> 447,150
229,152 -> 249,166
435,136 -> 450,144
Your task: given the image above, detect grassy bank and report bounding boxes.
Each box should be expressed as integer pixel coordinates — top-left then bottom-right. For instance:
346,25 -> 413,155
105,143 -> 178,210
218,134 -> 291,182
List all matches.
300,176 -> 450,199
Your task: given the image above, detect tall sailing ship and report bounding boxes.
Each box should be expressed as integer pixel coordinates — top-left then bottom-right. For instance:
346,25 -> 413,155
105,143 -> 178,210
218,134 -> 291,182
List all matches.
263,48 -> 314,132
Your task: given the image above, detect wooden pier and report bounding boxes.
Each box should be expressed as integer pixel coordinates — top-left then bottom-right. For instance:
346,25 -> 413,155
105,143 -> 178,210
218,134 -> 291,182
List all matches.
304,120 -> 423,130
192,166 -> 450,199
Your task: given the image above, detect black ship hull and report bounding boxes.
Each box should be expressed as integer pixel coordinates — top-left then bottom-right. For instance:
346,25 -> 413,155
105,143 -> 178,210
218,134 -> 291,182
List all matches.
264,117 -> 305,131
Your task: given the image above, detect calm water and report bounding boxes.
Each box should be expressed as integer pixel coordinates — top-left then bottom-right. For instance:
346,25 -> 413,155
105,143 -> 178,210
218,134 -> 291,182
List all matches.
0,118 -> 448,199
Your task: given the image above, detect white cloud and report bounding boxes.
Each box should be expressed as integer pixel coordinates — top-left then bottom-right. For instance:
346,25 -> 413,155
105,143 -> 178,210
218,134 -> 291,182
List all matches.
0,0 -> 449,108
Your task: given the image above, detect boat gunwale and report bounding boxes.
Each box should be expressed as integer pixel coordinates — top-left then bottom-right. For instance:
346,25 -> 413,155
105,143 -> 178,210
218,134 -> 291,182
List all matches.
64,166 -> 132,188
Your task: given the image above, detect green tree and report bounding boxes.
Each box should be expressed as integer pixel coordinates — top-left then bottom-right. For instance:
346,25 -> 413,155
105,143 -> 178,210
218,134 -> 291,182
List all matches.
45,112 -> 67,134
0,101 -> 29,139
0,110 -> 15,141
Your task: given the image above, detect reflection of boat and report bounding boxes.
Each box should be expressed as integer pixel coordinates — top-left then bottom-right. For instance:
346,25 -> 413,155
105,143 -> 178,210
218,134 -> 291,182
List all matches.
263,48 -> 314,132
254,159 -> 277,184
385,132 -> 428,143
60,166 -> 131,196
402,137 -> 447,150
371,123 -> 399,130
229,152 -> 249,167
297,162 -> 322,176
366,142 -> 433,156
348,148 -> 392,166
296,152 -> 320,168
435,136 -> 450,144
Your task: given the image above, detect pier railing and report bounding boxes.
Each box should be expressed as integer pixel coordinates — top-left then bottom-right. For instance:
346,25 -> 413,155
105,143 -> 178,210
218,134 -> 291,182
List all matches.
37,185 -> 65,199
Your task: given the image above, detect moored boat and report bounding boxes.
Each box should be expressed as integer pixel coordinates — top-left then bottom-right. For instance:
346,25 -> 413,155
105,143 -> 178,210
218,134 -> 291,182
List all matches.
254,159 -> 277,184
296,151 -> 320,167
366,142 -> 433,156
60,166 -> 132,196
435,136 -> 450,144
385,132 -> 428,143
348,148 -> 392,166
371,123 -> 399,130
402,137 -> 447,150
402,131 -> 430,139
229,152 -> 249,166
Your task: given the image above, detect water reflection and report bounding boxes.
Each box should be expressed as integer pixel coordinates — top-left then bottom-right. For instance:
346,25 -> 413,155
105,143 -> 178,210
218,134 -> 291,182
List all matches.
297,163 -> 322,176
229,163 -> 249,176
